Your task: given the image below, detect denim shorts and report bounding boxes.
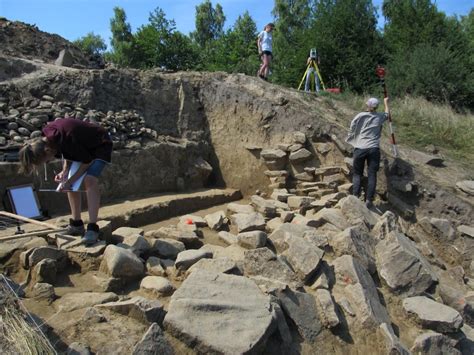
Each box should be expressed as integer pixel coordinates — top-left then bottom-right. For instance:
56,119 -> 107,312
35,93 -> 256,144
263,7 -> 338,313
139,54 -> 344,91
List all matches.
86,159 -> 108,178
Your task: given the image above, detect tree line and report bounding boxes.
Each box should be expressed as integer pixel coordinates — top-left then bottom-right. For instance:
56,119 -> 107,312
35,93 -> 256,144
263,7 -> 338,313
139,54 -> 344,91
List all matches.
73,0 -> 474,110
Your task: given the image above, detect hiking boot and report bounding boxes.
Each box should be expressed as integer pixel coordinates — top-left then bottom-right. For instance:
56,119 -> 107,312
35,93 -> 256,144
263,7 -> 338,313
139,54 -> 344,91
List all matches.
82,223 -> 100,246
62,219 -> 85,236
82,230 -> 99,246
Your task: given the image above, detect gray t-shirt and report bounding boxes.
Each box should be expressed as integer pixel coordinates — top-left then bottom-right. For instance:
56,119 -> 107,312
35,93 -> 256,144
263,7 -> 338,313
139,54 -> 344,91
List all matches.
346,111 -> 388,149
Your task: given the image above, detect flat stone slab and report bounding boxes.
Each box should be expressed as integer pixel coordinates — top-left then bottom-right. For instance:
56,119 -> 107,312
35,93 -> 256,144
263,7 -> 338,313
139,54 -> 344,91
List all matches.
230,212 -> 266,233
54,292 -> 118,312
132,323 -> 174,355
57,237 -> 106,257
456,180 -> 474,196
411,331 -> 460,354
164,270 -> 275,354
403,296 -> 463,333
96,296 -> 165,325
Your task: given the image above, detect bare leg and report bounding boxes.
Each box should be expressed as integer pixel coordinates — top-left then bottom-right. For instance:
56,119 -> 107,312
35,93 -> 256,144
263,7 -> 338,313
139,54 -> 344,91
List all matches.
84,175 -> 100,224
263,54 -> 271,77
67,191 -> 82,220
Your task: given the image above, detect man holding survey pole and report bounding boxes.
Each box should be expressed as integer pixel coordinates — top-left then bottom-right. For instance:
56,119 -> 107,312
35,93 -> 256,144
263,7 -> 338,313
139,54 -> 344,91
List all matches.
19,118 -> 113,245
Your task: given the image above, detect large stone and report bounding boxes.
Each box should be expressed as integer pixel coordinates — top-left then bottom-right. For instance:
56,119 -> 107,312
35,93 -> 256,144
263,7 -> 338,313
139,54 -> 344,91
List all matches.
217,231 -> 238,245
146,227 -> 201,249
204,210 -> 227,230
289,148 -> 312,163
27,246 -> 67,269
332,255 -> 391,329
31,283 -> 56,303
375,231 -> 437,296
260,148 -> 287,160
411,331 -> 460,354
419,217 -> 456,242
276,288 -> 322,343
315,289 -> 340,328
213,244 -> 247,262
132,323 -> 174,355
175,249 -> 213,271
140,276 -> 175,296
237,231 -> 267,249
111,226 -> 144,244
339,195 -> 378,228
146,257 -> 166,277
117,235 -> 151,257
164,270 -> 276,354
33,258 -> 57,284
150,238 -> 185,259
250,195 -> 279,217
403,296 -> 463,333
312,208 -> 350,230
99,245 -> 144,279
230,213 -> 266,233
372,211 -> 402,241
55,48 -> 75,67
54,292 -> 118,312
226,203 -> 254,214
378,323 -> 410,355
187,257 -> 242,276
242,248 -> 301,289
96,296 -> 165,325
287,196 -> 315,209
458,225 -> 474,238
410,150 -> 444,166
330,227 -> 376,274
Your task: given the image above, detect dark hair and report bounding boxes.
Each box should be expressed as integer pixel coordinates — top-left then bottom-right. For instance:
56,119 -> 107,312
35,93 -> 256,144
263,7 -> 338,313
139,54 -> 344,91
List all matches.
18,138 -> 49,175
265,23 -> 275,30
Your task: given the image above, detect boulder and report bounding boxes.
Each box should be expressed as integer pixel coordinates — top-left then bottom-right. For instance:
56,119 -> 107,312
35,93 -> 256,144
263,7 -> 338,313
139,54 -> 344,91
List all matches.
117,235 -> 150,257
403,296 -> 463,333
237,231 -> 267,249
372,211 -> 402,241
312,208 -> 350,230
276,288 -> 322,343
33,258 -> 57,284
456,180 -> 474,196
26,246 -> 66,269
150,238 -> 185,259
204,210 -> 227,230
54,292 -> 118,312
330,227 -> 376,274
332,255 -> 391,329
375,231 -> 437,296
175,249 -> 213,271
31,283 -> 56,303
146,227 -> 201,249
146,257 -> 166,277
111,227 -> 144,244
99,245 -> 144,279
96,296 -> 165,325
411,331 -> 460,355
178,214 -> 207,227
226,203 -> 254,214
458,225 -> 474,238
378,323 -> 410,355
315,289 -> 340,328
339,195 -> 378,228
242,248 -> 301,289
287,196 -> 315,209
230,213 -> 266,233
187,257 -> 242,276
289,148 -> 312,163
132,323 -> 174,355
164,270 -> 276,354
140,276 -> 175,296
217,231 -> 238,245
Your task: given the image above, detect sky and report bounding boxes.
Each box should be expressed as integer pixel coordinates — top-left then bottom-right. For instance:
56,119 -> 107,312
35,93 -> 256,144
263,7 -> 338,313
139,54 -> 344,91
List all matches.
0,0 -> 472,47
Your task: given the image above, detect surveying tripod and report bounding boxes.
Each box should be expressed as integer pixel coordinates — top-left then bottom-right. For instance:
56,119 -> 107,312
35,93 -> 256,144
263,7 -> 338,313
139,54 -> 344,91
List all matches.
298,59 -> 326,92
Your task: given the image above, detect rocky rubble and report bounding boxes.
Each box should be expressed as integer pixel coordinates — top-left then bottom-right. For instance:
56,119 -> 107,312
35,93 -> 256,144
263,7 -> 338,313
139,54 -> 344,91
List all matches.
3,171 -> 473,353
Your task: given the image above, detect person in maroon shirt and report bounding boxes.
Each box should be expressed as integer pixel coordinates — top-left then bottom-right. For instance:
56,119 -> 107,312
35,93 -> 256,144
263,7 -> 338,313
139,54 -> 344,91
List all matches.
19,118 -> 112,246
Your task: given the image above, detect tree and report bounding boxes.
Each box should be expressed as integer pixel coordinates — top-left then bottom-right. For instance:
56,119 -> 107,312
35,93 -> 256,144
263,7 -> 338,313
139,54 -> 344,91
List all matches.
192,0 -> 226,47
73,32 -> 107,56
383,1 -> 473,108
311,0 -> 382,92
109,7 -> 134,66
271,0 -> 313,86
134,7 -> 197,70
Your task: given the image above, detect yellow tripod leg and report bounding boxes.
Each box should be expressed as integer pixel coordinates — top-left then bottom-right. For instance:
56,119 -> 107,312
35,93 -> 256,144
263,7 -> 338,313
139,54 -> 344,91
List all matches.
312,62 -> 326,91
297,64 -> 312,91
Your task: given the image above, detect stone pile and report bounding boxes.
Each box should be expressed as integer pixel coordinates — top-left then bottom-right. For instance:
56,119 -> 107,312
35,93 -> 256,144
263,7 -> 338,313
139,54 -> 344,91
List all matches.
0,94 -> 159,153
5,187 -> 472,354
259,131 -> 351,201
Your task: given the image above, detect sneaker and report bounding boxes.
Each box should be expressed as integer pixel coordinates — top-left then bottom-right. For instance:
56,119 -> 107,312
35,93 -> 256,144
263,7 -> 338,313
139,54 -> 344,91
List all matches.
365,200 -> 374,209
62,220 -> 85,236
82,230 -> 99,246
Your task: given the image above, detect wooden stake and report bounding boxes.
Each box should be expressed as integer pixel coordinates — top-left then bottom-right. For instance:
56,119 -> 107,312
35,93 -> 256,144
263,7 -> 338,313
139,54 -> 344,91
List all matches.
0,211 -> 59,230
0,228 -> 66,242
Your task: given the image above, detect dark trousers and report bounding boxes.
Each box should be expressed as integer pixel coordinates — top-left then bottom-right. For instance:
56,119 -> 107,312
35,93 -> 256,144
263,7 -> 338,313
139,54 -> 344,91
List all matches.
352,147 -> 380,202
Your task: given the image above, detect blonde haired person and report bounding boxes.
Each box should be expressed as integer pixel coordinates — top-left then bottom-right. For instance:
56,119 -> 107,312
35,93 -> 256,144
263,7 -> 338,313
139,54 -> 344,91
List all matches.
257,23 -> 275,80
19,118 -> 112,245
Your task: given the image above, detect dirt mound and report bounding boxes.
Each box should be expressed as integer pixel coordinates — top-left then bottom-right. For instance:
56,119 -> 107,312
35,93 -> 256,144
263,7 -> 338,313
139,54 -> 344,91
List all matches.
0,18 -> 98,68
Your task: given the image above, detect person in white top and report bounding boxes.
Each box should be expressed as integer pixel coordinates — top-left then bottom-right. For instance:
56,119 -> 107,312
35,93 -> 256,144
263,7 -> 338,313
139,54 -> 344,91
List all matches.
257,23 -> 275,80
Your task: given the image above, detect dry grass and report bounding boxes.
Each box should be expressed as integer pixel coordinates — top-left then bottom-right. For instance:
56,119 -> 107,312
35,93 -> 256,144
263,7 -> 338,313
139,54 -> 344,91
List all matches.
0,279 -> 56,355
